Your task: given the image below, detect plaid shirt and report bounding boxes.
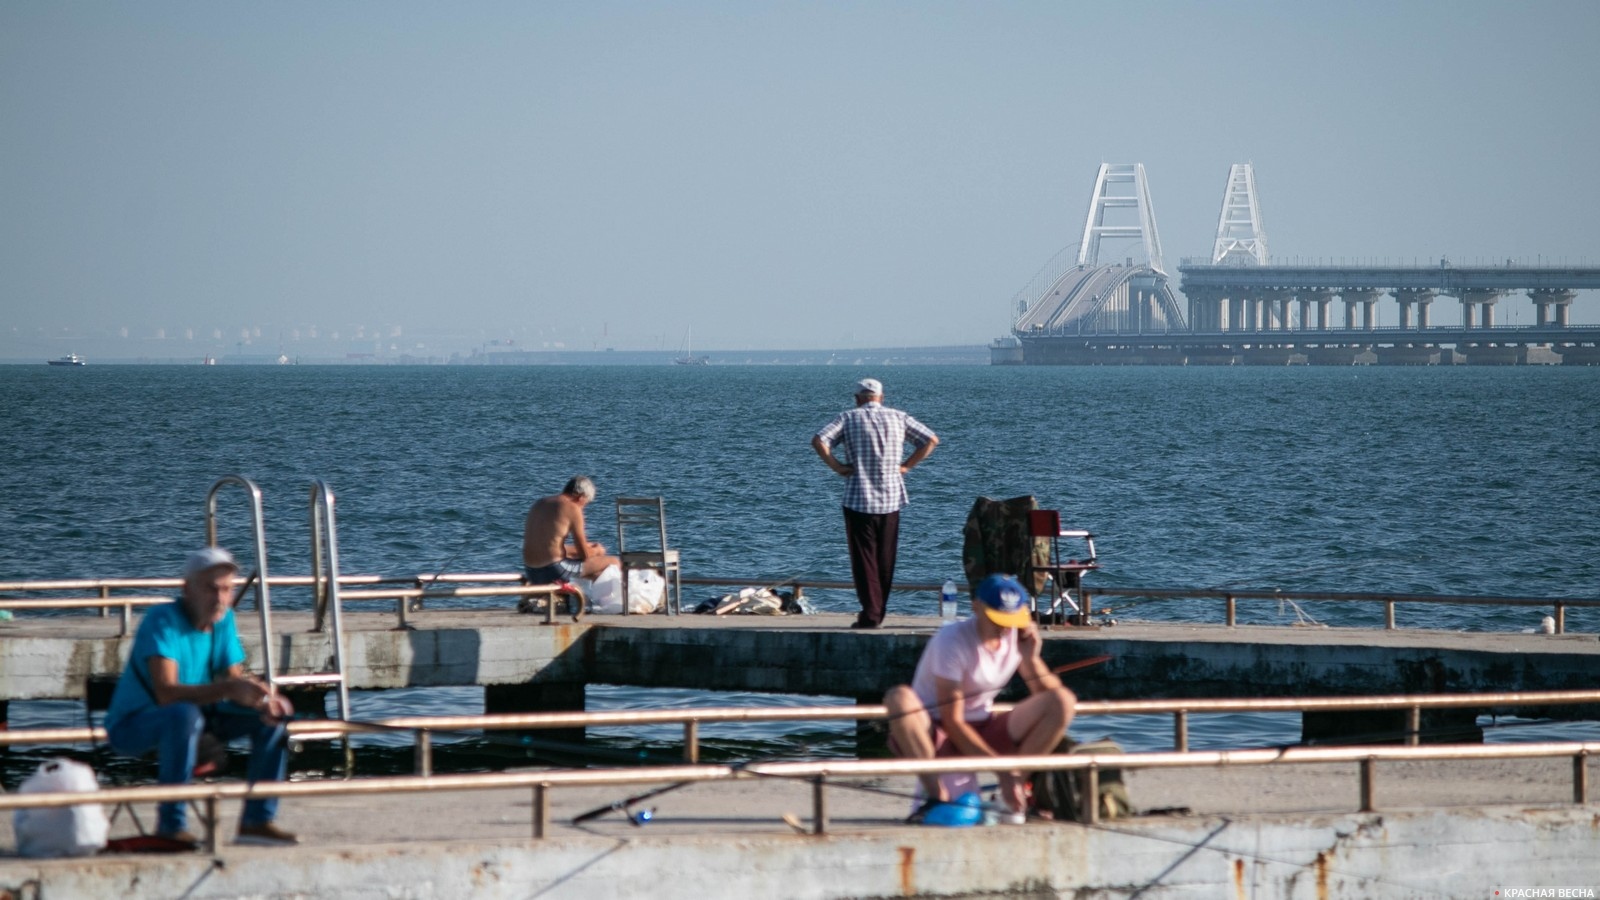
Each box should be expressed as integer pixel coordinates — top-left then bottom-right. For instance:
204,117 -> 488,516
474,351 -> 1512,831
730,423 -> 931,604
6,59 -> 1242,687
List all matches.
814,402 -> 937,514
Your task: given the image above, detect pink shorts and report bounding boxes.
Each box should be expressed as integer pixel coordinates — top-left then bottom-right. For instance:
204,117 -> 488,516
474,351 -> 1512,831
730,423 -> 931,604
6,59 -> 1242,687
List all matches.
890,711 -> 1018,757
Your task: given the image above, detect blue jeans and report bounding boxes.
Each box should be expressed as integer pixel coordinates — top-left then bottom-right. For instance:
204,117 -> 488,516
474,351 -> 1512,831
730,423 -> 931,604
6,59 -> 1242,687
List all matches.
107,702 -> 287,834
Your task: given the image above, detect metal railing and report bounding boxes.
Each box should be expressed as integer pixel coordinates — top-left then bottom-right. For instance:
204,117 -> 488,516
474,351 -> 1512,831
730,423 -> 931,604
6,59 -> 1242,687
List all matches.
5,574 -> 1597,634
0,740 -> 1593,851
1078,585 -> 1600,634
0,573 -> 583,633
9,689 -> 1600,775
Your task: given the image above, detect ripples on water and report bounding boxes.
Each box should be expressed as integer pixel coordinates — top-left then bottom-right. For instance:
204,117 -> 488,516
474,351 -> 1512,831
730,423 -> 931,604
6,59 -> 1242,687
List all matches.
2,365 -> 1597,773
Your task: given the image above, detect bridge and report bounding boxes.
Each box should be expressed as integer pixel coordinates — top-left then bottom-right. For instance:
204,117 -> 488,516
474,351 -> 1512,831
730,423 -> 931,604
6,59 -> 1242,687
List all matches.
998,164 -> 1600,365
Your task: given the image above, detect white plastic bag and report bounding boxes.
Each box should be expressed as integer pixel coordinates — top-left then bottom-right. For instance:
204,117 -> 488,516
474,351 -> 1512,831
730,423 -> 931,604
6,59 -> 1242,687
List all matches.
579,566 -> 663,614
13,758 -> 108,858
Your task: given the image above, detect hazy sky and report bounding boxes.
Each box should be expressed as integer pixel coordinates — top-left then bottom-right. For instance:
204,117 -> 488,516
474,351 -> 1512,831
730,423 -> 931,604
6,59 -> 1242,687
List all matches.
3,1 -> 1597,355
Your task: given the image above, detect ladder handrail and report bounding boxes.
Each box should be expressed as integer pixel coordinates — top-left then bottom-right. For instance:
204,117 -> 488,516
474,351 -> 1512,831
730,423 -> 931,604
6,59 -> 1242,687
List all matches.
206,475 -> 277,687
309,479 -> 351,724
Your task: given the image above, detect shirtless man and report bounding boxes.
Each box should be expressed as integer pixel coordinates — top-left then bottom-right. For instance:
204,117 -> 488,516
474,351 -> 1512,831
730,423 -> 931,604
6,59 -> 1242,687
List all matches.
522,475 -> 620,583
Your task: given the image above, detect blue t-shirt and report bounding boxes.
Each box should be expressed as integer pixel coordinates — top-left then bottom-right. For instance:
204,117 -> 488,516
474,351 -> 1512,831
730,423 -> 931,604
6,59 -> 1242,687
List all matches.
104,601 -> 247,732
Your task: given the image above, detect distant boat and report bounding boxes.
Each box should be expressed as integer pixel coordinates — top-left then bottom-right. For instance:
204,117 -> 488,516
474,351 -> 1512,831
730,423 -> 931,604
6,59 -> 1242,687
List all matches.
202,356 -> 216,366
673,328 -> 709,366
46,353 -> 85,367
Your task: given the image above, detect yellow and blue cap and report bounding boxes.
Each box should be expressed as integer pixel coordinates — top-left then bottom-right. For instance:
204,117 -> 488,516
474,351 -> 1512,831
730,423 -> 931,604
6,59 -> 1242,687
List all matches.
974,574 -> 1032,628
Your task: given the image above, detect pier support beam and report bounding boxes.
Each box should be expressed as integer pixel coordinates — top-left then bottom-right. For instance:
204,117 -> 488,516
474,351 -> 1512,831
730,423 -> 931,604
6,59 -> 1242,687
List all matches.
486,681 -> 587,745
1302,707 -> 1483,746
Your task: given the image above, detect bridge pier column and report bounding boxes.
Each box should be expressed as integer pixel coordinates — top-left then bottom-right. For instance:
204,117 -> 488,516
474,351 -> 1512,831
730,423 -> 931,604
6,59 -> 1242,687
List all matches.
1298,290 -> 1334,332
1530,289 -> 1576,328
1394,288 -> 1437,333
1342,289 -> 1383,332
1228,295 -> 1246,333
1457,289 -> 1502,333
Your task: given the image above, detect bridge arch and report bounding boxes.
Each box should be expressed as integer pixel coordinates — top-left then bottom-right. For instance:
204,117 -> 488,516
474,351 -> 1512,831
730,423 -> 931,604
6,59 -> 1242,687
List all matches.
1014,263 -> 1187,336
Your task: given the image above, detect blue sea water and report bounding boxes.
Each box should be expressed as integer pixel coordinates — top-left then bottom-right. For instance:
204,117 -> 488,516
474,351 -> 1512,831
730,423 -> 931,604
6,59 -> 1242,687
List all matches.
3,364 -> 1599,762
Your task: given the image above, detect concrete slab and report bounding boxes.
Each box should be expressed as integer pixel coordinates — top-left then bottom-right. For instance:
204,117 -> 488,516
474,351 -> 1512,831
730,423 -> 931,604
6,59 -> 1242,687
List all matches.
1,757 -> 1597,898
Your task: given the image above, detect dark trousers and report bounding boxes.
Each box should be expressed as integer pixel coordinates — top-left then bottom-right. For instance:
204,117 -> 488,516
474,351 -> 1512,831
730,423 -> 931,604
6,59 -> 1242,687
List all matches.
843,506 -> 899,626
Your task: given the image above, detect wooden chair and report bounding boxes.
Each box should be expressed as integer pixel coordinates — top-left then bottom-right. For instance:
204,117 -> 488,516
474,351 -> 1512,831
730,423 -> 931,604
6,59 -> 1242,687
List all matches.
615,496 -> 682,615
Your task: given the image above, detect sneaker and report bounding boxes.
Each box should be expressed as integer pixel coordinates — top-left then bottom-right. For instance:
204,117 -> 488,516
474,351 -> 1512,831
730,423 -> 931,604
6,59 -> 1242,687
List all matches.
155,829 -> 200,848
236,822 -> 299,846
998,809 -> 1027,826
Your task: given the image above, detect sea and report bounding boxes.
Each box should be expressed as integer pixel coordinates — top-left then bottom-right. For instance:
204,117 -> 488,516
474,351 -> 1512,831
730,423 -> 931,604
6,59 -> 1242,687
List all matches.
3,363 -> 1599,781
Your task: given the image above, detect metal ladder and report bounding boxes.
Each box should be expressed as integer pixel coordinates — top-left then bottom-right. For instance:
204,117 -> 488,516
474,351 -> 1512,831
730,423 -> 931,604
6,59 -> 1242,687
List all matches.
205,476 -> 351,743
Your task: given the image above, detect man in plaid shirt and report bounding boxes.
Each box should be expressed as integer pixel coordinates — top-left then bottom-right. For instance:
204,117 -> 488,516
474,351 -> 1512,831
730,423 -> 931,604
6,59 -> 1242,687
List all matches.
812,377 -> 939,628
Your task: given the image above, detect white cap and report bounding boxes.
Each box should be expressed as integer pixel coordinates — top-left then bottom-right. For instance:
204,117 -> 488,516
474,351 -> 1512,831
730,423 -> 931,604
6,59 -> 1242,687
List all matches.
183,546 -> 238,579
854,377 -> 883,396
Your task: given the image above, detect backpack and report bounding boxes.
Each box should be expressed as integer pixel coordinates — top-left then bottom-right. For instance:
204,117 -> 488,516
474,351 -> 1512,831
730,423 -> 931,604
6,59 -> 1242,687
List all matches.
961,496 -> 1051,597
1028,736 -> 1132,822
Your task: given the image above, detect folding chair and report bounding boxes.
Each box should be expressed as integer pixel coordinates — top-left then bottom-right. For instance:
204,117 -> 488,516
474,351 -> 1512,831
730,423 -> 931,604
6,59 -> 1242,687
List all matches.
615,496 -> 682,615
1026,509 -> 1099,626
86,674 -> 225,838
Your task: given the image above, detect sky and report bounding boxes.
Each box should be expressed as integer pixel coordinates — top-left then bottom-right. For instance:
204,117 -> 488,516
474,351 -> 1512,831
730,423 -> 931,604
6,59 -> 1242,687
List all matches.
3,1 -> 1598,358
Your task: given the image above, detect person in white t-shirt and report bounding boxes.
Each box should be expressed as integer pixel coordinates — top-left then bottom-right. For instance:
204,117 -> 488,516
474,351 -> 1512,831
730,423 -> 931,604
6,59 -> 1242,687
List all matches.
884,573 -> 1076,820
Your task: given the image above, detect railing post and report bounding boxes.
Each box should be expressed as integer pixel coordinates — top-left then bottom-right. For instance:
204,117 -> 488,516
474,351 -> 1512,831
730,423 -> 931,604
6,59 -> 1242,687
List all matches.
1406,706 -> 1421,747
416,729 -> 433,777
1225,594 -> 1236,627
811,775 -> 828,835
684,720 -> 699,763
1576,751 -> 1589,805
1360,758 -> 1376,811
1082,765 -> 1101,824
1556,603 -> 1566,635
533,783 -> 549,839
119,598 -> 132,637
203,796 -> 218,854
1174,710 -> 1189,752
1385,599 -> 1396,630
98,584 -> 110,619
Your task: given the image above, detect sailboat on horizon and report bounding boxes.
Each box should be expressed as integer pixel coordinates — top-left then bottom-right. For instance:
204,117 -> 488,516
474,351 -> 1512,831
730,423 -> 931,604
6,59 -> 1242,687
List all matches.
674,327 -> 709,366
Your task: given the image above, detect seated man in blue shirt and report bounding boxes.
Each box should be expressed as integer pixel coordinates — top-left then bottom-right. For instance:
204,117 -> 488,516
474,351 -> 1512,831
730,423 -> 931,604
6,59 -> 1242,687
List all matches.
104,547 -> 298,847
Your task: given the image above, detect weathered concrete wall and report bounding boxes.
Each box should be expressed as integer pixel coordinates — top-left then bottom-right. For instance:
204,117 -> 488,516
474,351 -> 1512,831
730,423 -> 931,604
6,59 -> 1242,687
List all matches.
1,806 -> 1594,899
4,616 -> 1598,722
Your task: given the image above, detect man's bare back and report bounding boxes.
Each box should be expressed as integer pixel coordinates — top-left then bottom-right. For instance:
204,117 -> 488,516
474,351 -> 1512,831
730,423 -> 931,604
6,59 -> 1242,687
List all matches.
522,484 -> 619,580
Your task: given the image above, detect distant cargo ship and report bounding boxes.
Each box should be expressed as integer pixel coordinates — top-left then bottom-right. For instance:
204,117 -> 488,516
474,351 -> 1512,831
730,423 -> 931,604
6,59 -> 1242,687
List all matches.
46,354 -> 85,366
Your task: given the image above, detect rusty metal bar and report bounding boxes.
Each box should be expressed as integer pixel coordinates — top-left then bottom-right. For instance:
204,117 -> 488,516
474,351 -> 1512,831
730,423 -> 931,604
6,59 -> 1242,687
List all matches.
811,776 -> 827,835
1360,758 -> 1376,811
7,743 -> 1600,822
684,720 -> 699,763
1082,765 -> 1100,824
533,783 -> 549,839
1174,710 -> 1189,752
416,730 -> 433,776
203,797 -> 218,854
1557,602 -> 1567,635
1225,594 -> 1236,627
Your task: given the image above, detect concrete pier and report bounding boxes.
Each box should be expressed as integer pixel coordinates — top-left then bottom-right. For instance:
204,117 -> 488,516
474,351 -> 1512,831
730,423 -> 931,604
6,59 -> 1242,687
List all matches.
4,611 -> 1600,730
1,755 -> 1597,898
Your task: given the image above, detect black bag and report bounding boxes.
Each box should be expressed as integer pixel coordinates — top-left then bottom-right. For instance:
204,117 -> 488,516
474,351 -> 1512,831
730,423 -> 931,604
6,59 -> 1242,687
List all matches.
1029,736 -> 1132,822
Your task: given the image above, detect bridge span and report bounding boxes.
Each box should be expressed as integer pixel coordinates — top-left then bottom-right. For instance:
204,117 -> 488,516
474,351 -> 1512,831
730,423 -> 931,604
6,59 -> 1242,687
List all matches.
1000,163 -> 1599,365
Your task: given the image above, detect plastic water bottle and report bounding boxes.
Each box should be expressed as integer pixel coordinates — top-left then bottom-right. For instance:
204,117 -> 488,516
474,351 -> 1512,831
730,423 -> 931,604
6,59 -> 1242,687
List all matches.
940,579 -> 960,622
